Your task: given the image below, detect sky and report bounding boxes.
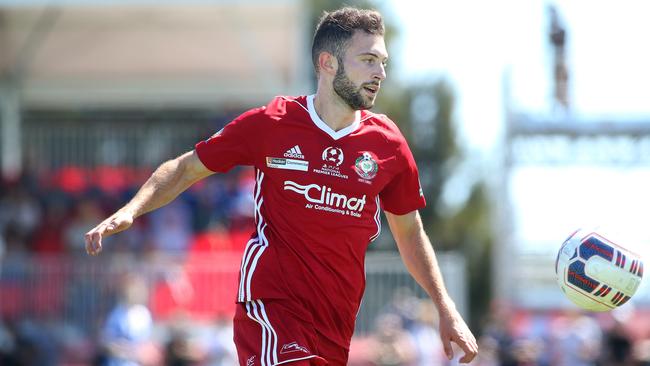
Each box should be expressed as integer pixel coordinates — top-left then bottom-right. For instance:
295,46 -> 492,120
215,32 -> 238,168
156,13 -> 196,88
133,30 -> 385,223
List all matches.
388,0 -> 650,303
389,0 -> 650,149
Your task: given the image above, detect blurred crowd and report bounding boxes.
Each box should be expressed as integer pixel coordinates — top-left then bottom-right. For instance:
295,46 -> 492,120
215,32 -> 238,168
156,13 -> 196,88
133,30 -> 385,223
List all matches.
0,167 -> 254,365
0,166 -> 256,259
349,293 -> 650,366
2,169 -> 650,365
471,300 -> 650,366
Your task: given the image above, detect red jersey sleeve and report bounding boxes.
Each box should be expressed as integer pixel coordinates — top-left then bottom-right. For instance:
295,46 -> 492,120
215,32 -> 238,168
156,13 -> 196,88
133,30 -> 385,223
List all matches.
194,107 -> 264,173
380,140 -> 426,215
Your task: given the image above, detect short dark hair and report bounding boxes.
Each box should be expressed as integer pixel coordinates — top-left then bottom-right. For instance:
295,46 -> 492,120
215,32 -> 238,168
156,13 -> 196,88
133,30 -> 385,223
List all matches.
311,7 -> 384,73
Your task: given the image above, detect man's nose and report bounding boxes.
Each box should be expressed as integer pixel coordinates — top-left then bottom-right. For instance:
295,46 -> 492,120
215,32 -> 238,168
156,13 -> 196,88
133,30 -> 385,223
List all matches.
374,64 -> 386,81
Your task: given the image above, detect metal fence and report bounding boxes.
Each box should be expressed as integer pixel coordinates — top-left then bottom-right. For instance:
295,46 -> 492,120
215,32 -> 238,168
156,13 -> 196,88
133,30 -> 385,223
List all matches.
21,109 -> 230,170
0,251 -> 466,336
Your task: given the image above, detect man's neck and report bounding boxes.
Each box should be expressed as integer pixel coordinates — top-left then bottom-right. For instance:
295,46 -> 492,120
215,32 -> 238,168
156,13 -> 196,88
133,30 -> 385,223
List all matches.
312,89 -> 358,132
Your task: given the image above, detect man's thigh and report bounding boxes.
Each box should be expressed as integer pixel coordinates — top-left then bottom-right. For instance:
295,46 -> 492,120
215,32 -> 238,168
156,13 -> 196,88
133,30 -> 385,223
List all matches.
233,299 -> 347,366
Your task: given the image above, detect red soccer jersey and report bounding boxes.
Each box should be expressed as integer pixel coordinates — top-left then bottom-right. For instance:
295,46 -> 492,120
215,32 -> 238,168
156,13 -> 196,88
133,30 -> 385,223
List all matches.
195,95 -> 425,348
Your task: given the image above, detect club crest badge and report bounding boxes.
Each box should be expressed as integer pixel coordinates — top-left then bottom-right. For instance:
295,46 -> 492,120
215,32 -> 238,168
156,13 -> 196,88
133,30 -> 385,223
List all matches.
354,152 -> 378,180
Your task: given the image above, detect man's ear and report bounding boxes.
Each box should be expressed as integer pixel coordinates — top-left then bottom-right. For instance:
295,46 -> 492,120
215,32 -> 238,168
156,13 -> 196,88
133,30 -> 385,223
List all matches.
318,51 -> 338,76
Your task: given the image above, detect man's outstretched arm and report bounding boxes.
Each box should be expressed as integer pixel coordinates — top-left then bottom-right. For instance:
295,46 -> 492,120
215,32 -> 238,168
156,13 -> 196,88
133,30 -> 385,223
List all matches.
85,150 -> 213,255
385,210 -> 478,364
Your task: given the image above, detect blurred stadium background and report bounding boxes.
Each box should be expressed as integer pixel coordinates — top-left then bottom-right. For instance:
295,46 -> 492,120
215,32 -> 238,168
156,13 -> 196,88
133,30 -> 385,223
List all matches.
1,0 -> 649,365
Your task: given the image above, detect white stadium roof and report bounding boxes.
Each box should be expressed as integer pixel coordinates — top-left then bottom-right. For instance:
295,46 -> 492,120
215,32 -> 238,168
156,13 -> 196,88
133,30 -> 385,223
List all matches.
0,0 -> 311,107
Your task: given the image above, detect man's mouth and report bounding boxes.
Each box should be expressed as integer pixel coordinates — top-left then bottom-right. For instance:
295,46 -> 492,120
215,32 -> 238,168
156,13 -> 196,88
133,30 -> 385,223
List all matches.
363,84 -> 380,96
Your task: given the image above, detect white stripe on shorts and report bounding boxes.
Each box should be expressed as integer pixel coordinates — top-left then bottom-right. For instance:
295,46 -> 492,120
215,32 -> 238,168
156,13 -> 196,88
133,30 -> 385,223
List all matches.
245,300 -> 278,366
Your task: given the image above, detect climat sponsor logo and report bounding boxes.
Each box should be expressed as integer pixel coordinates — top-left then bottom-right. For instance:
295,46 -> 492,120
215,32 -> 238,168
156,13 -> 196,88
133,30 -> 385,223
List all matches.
284,180 -> 366,213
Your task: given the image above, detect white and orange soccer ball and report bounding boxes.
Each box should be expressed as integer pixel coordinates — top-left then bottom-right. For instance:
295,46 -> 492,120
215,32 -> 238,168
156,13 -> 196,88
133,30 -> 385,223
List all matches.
555,228 -> 644,312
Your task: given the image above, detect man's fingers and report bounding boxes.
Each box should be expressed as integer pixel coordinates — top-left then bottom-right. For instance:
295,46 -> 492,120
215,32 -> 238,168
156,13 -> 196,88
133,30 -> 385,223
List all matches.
455,336 -> 478,364
84,211 -> 133,256
442,337 -> 453,360
458,348 -> 478,364
85,221 -> 111,255
459,354 -> 472,364
85,231 -> 101,255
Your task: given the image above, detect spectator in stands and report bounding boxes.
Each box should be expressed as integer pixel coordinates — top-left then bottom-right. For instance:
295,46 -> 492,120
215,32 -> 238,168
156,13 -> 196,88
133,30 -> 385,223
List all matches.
471,336 -> 501,366
64,198 -> 105,255
203,317 -> 238,366
369,313 -> 417,366
480,300 -> 518,366
148,199 -> 193,254
600,319 -> 633,366
509,338 -> 543,366
549,309 -> 602,366
634,339 -> 650,366
30,196 -> 68,254
163,326 -> 203,366
408,300 -> 445,366
96,273 -> 158,366
380,287 -> 421,330
0,185 -> 41,247
0,318 -> 59,366
0,320 -> 17,365
599,310 -> 634,366
2,225 -> 28,256
227,170 -> 255,233
0,184 -> 41,255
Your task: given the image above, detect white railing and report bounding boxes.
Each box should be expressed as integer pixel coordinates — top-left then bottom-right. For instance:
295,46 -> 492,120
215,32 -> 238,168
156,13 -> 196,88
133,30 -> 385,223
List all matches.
21,111 -> 220,169
0,251 -> 466,335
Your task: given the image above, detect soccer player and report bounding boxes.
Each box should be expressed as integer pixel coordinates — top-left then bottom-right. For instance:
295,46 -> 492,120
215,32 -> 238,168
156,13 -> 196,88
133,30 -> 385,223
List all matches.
85,7 -> 478,366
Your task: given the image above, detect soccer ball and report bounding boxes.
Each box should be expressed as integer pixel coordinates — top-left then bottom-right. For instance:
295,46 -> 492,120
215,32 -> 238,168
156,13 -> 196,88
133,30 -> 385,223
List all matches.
555,228 -> 644,312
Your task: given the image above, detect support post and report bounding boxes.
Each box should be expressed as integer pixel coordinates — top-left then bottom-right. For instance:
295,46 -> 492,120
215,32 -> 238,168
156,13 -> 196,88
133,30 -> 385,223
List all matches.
0,83 -> 21,179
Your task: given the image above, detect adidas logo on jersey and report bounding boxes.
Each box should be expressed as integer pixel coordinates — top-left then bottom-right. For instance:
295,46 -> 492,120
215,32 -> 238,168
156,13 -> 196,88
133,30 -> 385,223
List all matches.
284,145 -> 305,159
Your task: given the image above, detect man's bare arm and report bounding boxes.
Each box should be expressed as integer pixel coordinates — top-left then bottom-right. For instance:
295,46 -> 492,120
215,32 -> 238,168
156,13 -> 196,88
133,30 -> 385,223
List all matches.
85,150 -> 213,255
386,210 -> 478,363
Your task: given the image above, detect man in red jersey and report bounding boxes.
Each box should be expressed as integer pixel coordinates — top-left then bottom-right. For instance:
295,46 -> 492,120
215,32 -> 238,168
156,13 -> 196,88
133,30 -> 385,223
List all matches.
85,7 -> 478,366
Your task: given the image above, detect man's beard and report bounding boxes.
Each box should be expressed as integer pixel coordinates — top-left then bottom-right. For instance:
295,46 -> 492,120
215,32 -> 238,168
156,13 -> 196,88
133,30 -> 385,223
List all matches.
333,62 -> 376,110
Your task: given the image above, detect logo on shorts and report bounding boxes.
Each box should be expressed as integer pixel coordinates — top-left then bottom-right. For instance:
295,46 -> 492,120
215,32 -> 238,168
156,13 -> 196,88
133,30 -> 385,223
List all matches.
280,342 -> 310,354
246,355 -> 255,366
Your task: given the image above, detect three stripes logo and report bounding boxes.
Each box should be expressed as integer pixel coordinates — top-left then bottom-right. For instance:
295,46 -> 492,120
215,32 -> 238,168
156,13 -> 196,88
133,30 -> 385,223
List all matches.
615,250 -> 643,277
630,259 -> 644,277
614,250 -> 627,269
284,145 -> 305,159
593,284 -> 612,298
610,291 -> 631,306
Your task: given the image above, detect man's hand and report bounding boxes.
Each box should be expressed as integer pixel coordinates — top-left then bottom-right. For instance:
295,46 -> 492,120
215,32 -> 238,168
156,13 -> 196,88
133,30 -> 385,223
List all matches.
84,210 -> 134,256
83,150 -> 213,257
385,210 -> 479,363
438,305 -> 478,363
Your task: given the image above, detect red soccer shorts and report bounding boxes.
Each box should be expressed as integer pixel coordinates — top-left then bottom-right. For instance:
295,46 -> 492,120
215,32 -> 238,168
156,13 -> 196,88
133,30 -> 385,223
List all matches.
233,299 -> 349,366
